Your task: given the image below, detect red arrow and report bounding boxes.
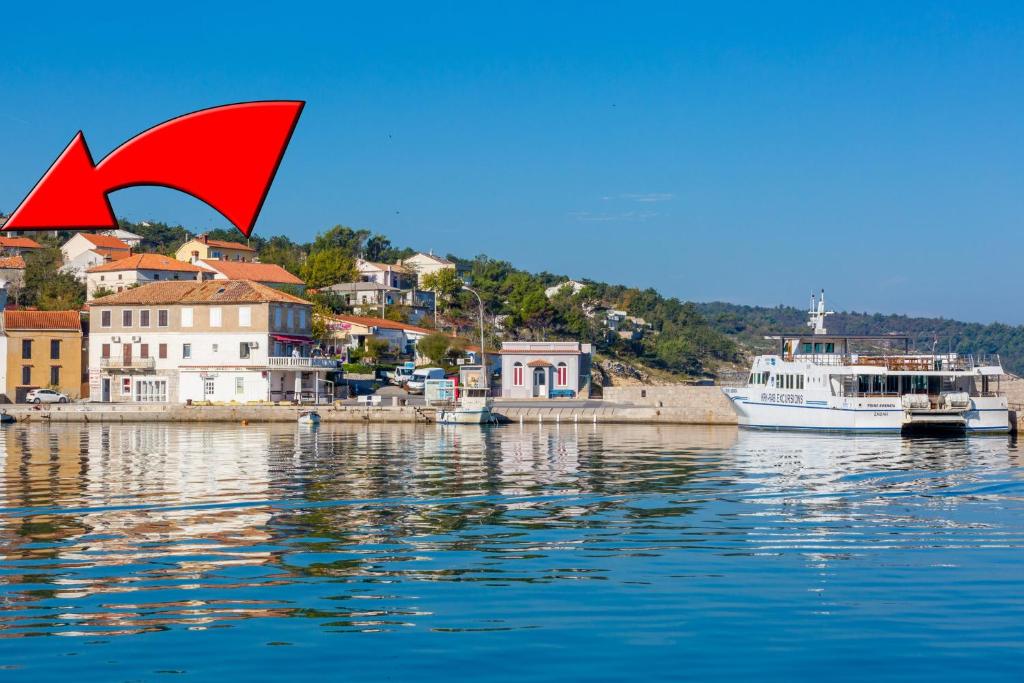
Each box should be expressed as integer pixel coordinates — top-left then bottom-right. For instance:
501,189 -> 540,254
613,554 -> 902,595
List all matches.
2,101 -> 304,237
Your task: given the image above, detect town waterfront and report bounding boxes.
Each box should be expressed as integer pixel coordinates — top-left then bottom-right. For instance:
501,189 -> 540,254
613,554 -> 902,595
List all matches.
2,423 -> 1024,680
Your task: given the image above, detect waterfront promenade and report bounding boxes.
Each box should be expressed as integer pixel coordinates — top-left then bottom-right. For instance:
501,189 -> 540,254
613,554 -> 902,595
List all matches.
2,386 -> 740,425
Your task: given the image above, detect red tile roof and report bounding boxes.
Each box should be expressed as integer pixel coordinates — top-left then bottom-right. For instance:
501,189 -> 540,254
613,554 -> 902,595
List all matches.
0,255 -> 26,269
0,236 -> 43,249
4,310 -> 82,331
92,248 -> 133,261
79,234 -> 131,249
191,235 -> 256,252
90,280 -> 310,306
88,253 -> 205,273
199,259 -> 303,285
327,313 -> 437,335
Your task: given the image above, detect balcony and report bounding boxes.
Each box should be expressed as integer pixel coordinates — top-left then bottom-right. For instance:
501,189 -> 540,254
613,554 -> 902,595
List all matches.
100,357 -> 156,370
266,356 -> 339,370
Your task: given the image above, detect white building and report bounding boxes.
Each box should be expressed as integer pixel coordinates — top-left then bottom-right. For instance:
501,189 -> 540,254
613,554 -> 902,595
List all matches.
61,233 -> 132,280
88,280 -> 337,404
85,253 -> 208,299
355,259 -> 417,289
100,228 -> 144,249
499,341 -> 593,399
399,252 -> 458,287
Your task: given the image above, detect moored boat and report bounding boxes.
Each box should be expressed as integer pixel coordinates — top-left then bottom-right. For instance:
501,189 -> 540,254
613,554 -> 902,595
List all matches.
437,387 -> 494,425
297,410 -> 321,426
722,291 -> 1010,435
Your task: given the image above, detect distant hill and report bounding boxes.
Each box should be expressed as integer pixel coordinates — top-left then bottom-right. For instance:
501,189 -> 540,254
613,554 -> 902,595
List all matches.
696,301 -> 1024,375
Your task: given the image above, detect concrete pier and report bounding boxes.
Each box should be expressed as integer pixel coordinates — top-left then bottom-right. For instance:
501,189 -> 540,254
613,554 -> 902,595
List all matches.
1,386 -> 740,426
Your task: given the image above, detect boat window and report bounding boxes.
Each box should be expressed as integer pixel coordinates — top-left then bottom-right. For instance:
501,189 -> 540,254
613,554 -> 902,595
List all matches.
803,343 -> 812,354
814,343 -> 823,353
826,343 -> 835,353
797,375 -> 804,389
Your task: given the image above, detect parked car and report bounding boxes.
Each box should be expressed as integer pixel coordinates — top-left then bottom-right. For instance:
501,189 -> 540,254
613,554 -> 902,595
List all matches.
406,367 -> 446,395
390,365 -> 416,385
26,389 -> 70,404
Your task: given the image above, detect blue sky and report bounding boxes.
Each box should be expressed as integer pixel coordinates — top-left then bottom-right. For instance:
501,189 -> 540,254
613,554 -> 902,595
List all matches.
2,2 -> 1024,322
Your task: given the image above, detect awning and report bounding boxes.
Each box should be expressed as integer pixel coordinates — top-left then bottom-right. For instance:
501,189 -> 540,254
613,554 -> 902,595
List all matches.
271,334 -> 313,344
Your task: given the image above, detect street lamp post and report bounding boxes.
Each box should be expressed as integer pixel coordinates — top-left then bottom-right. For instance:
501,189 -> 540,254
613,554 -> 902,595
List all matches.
462,284 -> 488,390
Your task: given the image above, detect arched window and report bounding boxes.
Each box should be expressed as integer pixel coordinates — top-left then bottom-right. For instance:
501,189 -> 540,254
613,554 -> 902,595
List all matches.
556,362 -> 568,387
513,362 -> 524,386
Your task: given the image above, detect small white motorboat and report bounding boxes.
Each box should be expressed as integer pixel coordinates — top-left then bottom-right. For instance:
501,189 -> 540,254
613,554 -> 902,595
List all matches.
298,410 -> 321,426
437,388 -> 494,425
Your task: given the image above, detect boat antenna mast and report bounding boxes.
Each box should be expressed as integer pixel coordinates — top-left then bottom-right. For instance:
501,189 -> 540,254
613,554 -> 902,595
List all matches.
807,288 -> 834,335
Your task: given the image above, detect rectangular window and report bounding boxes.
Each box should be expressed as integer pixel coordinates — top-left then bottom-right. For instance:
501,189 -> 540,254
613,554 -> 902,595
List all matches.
825,343 -> 835,353
210,307 -> 222,327
158,343 -> 167,359
50,366 -> 60,386
235,377 -> 245,395
50,339 -> 60,360
21,339 -> 31,359
513,365 -> 524,386
298,309 -> 307,329
122,377 -> 132,395
286,308 -> 294,328
101,343 -> 111,359
556,365 -> 568,386
157,309 -> 169,327
212,343 -> 219,353
21,366 -> 31,385
101,310 -> 111,327
140,344 -> 149,359
797,375 -> 804,390
239,306 -> 251,327
122,310 -> 133,327
140,310 -> 150,327
182,343 -> 192,359
240,342 -> 251,359
181,308 -> 194,327
274,306 -> 282,327
204,378 -> 215,396
803,343 -> 812,354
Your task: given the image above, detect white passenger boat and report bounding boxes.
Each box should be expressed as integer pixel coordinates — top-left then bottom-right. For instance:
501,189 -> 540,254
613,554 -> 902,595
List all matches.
722,291 -> 1010,434
437,388 -> 494,425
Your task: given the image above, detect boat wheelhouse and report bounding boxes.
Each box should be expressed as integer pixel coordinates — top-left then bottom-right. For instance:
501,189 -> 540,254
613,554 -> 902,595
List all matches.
722,291 -> 1010,434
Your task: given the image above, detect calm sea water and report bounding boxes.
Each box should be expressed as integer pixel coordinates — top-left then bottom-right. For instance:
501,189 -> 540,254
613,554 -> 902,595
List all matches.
1,423 -> 1023,681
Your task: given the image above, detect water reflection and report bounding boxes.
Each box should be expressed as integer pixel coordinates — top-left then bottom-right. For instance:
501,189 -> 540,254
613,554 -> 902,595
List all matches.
0,422 -> 1022,655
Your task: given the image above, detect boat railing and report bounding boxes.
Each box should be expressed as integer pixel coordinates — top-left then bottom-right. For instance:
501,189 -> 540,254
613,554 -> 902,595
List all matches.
792,352 -> 1001,371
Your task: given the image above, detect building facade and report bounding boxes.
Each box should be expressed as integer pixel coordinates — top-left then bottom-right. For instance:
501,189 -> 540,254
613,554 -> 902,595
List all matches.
399,252 -> 458,287
88,280 -> 336,404
499,341 -> 592,399
175,235 -> 256,263
86,253 -> 208,299
3,310 -> 85,403
355,259 -> 417,289
320,282 -> 434,322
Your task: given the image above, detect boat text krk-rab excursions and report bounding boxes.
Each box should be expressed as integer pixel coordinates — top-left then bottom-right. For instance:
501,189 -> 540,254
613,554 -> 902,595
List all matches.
722,291 -> 1010,434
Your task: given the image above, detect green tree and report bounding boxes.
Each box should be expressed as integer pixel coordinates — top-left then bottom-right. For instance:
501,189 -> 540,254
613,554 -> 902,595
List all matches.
312,225 -> 370,257
364,336 -> 391,363
417,333 -> 451,366
91,285 -> 116,300
421,268 -> 463,311
300,248 -> 358,289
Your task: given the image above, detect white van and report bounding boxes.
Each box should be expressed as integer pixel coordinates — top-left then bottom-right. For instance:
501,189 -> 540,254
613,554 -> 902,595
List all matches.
406,367 -> 446,394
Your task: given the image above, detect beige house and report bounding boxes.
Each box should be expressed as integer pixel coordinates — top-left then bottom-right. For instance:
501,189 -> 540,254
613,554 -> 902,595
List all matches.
399,252 -> 458,287
88,280 -> 336,404
85,253 -> 209,299
3,310 -> 85,403
175,235 -> 256,264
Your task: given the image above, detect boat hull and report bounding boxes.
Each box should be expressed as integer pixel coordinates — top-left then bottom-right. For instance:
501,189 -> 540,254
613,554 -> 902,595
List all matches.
722,388 -> 1009,434
437,408 -> 493,425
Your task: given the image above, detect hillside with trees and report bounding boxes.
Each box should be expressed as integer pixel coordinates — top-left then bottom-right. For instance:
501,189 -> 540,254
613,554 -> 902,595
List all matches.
13,218 -> 1024,379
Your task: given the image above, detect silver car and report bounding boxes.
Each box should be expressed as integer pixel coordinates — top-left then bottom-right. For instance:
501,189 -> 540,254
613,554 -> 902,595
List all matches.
25,389 -> 69,404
